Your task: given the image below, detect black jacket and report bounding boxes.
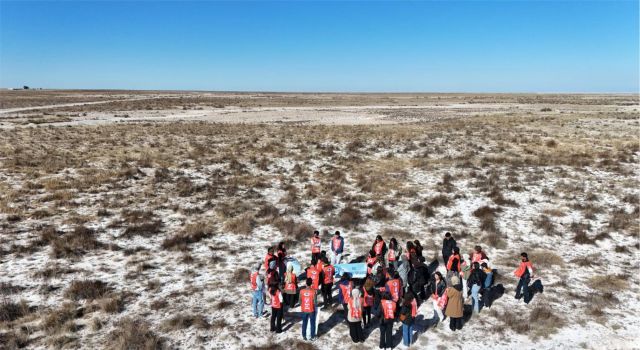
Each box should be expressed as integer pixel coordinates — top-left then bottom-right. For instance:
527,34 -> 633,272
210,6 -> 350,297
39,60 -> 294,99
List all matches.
431,280 -> 446,297
467,269 -> 486,287
442,238 -> 456,257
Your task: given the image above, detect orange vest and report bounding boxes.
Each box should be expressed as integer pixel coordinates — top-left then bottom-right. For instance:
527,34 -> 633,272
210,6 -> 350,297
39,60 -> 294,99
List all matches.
316,260 -> 324,273
514,261 -> 534,278
264,253 -> 274,271
381,299 -> 396,320
332,237 -> 341,251
374,241 -> 384,255
472,252 -> 483,263
363,289 -> 374,307
349,298 -> 363,319
388,248 -> 396,262
284,273 -> 297,292
308,267 -> 320,290
271,290 -> 282,309
250,271 -> 258,290
386,279 -> 402,302
447,255 -> 461,272
366,256 -> 377,274
339,282 -> 353,303
311,237 -> 321,253
323,265 -> 335,284
300,288 -> 316,312
410,299 -> 417,317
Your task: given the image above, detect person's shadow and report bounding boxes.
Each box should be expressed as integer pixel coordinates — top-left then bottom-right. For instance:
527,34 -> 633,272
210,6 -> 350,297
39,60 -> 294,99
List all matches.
281,311 -> 304,333
317,308 -> 346,337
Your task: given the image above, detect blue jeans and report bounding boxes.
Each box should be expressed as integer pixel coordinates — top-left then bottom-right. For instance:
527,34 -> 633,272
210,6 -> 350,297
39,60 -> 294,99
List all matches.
471,284 -> 481,313
402,323 -> 413,346
301,311 -> 316,339
252,290 -> 264,317
484,272 -> 493,289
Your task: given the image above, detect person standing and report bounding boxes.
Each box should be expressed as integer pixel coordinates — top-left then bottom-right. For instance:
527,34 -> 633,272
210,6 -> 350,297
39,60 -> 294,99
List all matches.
481,262 -> 493,290
300,278 -> 318,341
467,262 -> 486,314
321,257 -> 335,308
251,265 -> 265,318
362,285 -> 374,328
400,292 -> 417,347
471,245 -> 489,264
446,247 -> 462,281
338,274 -> 354,316
385,271 -> 403,304
387,238 -> 402,270
378,292 -> 398,349
311,231 -> 322,263
445,276 -> 464,331
264,246 -> 276,272
306,262 -> 322,293
330,231 -> 344,265
442,232 -> 456,264
431,271 -> 447,325
372,235 -> 387,257
269,284 -> 284,333
283,263 -> 298,309
514,252 -> 535,303
347,289 -> 365,343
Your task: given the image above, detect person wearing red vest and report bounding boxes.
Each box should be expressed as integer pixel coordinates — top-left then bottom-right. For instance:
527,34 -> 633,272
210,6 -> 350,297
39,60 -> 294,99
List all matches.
385,272 -> 403,303
346,288 -> 365,343
386,237 -> 402,270
306,264 -> 322,291
371,235 -> 387,257
514,252 -> 535,302
471,245 -> 489,264
366,250 -> 377,275
337,275 -> 353,317
269,285 -> 283,333
250,263 -> 265,318
283,263 -> 298,309
378,293 -> 397,349
399,291 -> 417,347
311,231 -> 321,263
431,271 -> 447,324
321,257 -> 335,308
300,278 -> 318,341
264,247 -> 275,272
362,286 -> 374,328
330,231 -> 344,265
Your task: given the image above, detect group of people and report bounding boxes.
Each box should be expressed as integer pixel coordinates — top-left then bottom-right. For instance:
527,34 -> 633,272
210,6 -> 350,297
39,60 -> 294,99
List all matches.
249,230 -> 539,349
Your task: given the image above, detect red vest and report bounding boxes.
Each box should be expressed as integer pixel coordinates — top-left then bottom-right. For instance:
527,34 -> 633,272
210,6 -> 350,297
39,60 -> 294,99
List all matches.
267,270 -> 277,286
300,288 -> 316,312
264,253 -> 274,271
381,299 -> 396,320
363,289 -> 374,307
311,237 -> 321,253
284,273 -> 297,292
386,279 -> 402,302
339,282 -> 353,303
366,256 -> 377,274
250,271 -> 258,290
316,260 -> 324,273
410,299 -> 417,317
447,255 -> 461,272
472,252 -> 483,263
271,290 -> 282,309
388,248 -> 396,262
374,241 -> 384,255
349,298 -> 363,319
308,267 -> 320,290
332,237 -> 341,251
323,265 -> 335,284
514,261 -> 534,278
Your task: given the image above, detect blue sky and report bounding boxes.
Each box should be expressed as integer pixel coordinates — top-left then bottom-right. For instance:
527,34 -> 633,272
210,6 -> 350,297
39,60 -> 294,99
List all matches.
0,1 -> 638,92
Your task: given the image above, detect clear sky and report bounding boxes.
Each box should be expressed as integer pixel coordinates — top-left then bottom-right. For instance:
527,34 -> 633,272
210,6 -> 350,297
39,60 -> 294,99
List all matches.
0,1 -> 638,92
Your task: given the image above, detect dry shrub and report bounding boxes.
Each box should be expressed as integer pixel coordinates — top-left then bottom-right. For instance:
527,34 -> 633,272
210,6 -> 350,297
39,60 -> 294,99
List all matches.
573,230 -> 596,245
608,208 -> 637,232
338,205 -> 363,228
315,197 -> 335,215
122,220 -> 163,238
474,205 -> 501,233
43,302 -> 82,334
427,194 -> 451,207
0,328 -> 30,349
0,282 -> 24,295
0,299 -> 30,322
97,293 -> 126,313
529,250 -> 564,268
149,299 -> 168,310
50,225 -> 102,259
588,275 -> 629,292
176,177 -> 204,197
108,317 -> 165,350
381,227 -> 412,242
535,215 -> 558,236
409,202 -> 435,218
482,232 -> 506,249
255,203 -> 279,219
214,300 -> 234,310
272,217 -> 313,242
492,305 -> 565,339
161,313 -> 210,331
162,222 -> 213,250
371,202 -> 394,221
64,280 -> 110,300
224,213 -> 256,235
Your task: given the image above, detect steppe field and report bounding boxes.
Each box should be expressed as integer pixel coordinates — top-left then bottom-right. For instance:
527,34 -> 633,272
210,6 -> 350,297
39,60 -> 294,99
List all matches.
0,90 -> 638,349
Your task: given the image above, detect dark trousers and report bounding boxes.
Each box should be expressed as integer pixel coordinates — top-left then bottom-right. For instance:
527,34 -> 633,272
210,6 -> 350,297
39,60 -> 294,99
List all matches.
515,276 -> 531,300
348,320 -> 364,343
270,307 -> 283,332
363,306 -> 372,326
311,252 -> 321,263
321,283 -> 333,306
443,253 -> 451,265
449,317 -> 463,331
284,293 -> 296,308
379,320 -> 394,349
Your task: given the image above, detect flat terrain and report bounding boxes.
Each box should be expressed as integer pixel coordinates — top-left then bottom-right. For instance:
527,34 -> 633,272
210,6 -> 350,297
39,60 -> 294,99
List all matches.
0,91 -> 638,349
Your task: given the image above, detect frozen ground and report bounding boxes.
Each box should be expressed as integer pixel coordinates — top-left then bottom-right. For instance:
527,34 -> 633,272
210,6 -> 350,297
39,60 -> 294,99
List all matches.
0,92 -> 638,350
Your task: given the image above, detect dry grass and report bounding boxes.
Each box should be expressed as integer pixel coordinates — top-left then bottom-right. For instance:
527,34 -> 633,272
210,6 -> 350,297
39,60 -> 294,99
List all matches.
64,280 -> 110,300
162,222 -> 213,250
0,299 -> 31,322
108,317 -> 165,350
161,313 -> 210,331
588,275 -> 629,292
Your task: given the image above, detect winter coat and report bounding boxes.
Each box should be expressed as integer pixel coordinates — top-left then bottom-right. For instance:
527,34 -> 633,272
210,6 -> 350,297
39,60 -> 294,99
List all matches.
467,269 -> 486,287
445,286 -> 463,318
400,304 -> 414,325
442,238 -> 456,258
431,280 -> 446,297
331,236 -> 344,254
397,257 -> 410,288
